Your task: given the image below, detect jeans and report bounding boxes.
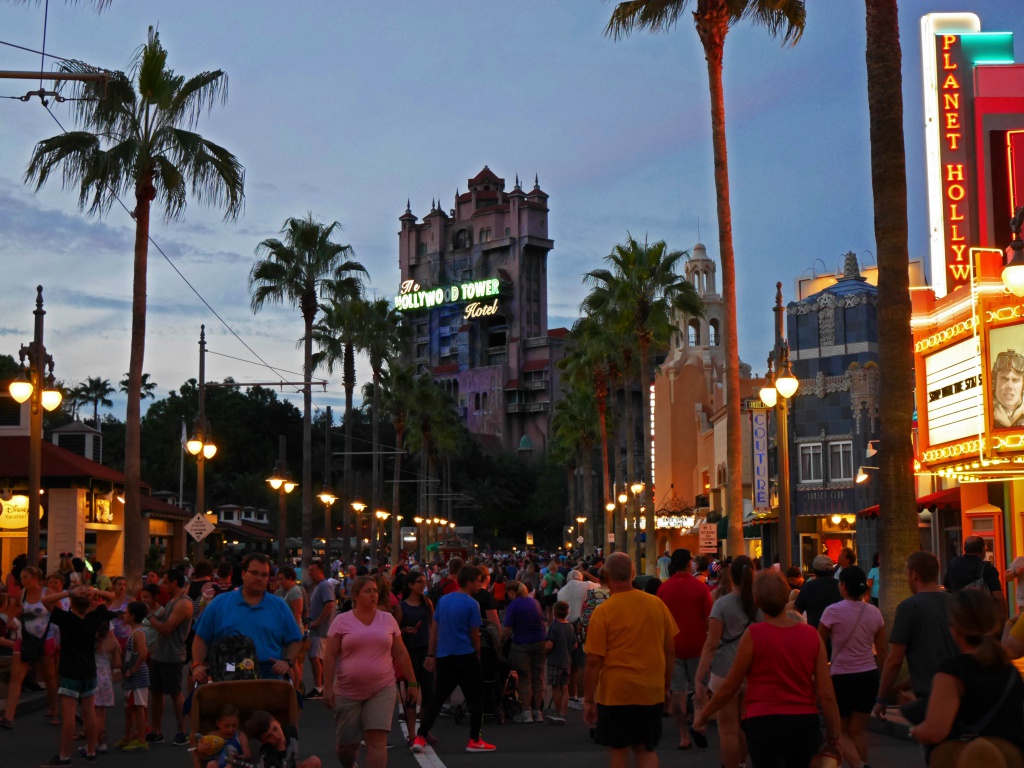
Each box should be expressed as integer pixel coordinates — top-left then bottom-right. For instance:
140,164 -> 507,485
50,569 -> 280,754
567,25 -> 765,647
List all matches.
509,641 -> 546,709
418,653 -> 484,741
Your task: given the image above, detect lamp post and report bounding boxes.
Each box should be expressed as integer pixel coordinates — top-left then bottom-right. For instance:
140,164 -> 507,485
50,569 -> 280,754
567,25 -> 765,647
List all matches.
350,498 -> 366,562
630,481 -> 644,572
318,406 -> 336,559
267,435 -> 297,566
759,282 -> 800,567
413,516 -> 425,564
9,286 -> 62,567
186,326 -> 217,563
604,501 -> 615,553
374,510 -> 390,560
576,516 -> 588,555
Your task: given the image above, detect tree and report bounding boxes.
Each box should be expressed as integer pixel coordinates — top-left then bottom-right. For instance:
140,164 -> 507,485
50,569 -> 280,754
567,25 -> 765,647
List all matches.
311,291 -> 367,561
354,299 -> 409,562
78,376 -> 115,431
606,0 -> 805,558
864,0 -> 916,623
119,372 -> 157,400
250,214 -> 365,569
584,235 -> 704,572
551,387 -> 600,553
371,362 -> 417,559
25,27 -> 244,584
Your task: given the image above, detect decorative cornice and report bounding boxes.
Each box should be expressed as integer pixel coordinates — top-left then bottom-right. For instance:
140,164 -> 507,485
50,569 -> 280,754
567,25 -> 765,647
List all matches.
788,291 -> 877,315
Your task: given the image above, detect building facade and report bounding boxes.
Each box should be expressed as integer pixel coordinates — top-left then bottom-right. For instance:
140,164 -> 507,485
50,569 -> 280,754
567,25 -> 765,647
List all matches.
397,167 -> 566,454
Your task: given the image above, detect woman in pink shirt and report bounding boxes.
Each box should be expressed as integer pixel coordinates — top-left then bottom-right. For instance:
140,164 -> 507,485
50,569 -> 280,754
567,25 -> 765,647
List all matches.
323,576 -> 420,768
818,566 -> 887,768
694,572 -> 841,768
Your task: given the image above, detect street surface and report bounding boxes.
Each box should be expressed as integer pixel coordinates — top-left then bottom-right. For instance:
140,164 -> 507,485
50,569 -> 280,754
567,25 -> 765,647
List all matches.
1,679 -> 924,768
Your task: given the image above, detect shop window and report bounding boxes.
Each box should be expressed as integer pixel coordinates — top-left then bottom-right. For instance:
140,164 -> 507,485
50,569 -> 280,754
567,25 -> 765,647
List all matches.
799,443 -> 823,483
828,441 -> 853,482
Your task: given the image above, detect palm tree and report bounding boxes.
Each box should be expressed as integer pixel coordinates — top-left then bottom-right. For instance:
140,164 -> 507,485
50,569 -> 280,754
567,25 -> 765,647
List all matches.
584,235 -> 705,573
25,27 -> 244,585
373,362 -> 417,559
560,316 -> 620,549
407,376 -> 462,549
250,214 -> 365,569
606,1 -> 805,558
354,299 -> 409,562
119,372 -> 157,400
311,292 -> 367,561
552,388 -> 599,554
78,376 -> 115,431
865,0 -> 916,622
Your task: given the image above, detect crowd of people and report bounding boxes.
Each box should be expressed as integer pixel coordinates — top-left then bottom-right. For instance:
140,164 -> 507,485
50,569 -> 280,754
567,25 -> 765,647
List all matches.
1,536 -> 1024,767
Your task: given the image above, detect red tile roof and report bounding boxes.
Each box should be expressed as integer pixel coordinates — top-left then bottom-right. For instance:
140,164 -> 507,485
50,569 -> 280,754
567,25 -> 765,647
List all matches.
0,436 -> 125,483
139,494 -> 191,521
548,328 -> 569,339
433,363 -> 459,375
219,521 -> 275,541
522,359 -> 549,372
504,379 -> 520,390
468,167 -> 504,186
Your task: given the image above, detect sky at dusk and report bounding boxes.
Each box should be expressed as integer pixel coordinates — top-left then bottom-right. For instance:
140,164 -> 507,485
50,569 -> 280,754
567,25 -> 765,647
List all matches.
1,1 -> 1022,420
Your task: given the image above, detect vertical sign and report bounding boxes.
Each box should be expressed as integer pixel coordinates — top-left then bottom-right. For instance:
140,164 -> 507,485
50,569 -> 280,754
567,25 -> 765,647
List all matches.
935,33 -> 974,292
751,411 -> 770,512
699,523 -> 718,554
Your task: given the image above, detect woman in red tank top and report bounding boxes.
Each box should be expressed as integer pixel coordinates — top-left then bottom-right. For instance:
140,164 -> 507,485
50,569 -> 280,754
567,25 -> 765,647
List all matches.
694,572 -> 842,768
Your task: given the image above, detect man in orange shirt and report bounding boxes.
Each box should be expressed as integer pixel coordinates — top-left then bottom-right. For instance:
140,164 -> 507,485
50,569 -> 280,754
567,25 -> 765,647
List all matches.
583,552 -> 678,768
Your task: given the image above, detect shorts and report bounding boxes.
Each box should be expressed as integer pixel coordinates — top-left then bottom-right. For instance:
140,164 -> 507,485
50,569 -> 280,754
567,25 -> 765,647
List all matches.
671,657 -> 700,693
333,685 -> 397,745
595,703 -> 663,751
308,635 -> 326,659
831,669 -> 879,718
13,637 -> 58,658
149,660 -> 184,696
542,593 -> 558,608
125,687 -> 149,707
571,646 -> 587,668
547,666 -> 570,688
59,677 -> 97,700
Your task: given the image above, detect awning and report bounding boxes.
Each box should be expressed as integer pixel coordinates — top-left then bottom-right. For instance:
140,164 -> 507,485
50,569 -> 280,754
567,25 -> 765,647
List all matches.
716,514 -> 763,539
858,486 -> 961,518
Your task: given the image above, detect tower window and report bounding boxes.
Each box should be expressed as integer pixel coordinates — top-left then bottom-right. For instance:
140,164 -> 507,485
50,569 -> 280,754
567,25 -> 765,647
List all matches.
709,319 -> 720,346
688,320 -> 701,346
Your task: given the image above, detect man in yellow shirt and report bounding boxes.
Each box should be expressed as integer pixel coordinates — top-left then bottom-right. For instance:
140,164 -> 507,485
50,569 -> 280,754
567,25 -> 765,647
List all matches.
583,552 -> 678,767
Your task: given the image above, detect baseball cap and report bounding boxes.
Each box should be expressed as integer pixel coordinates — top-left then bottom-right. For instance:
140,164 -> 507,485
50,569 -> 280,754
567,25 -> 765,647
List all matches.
812,555 -> 834,571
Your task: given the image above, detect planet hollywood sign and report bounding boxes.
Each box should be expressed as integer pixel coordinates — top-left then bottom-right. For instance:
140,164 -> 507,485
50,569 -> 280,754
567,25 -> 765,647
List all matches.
395,278 -> 502,321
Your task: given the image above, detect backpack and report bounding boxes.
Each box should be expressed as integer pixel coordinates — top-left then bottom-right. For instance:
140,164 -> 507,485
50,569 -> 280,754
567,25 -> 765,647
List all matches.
207,631 -> 260,682
577,587 -> 609,645
965,559 -> 992,593
428,576 -> 453,607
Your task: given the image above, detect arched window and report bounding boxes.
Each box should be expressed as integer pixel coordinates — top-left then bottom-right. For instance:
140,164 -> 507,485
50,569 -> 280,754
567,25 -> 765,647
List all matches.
688,320 -> 701,346
709,319 -> 720,346
455,229 -> 470,249
482,392 -> 489,411
474,393 -> 481,411
479,228 -> 486,243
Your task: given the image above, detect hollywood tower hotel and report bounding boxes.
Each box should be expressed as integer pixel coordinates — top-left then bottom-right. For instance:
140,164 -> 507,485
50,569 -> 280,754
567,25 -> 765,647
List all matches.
396,167 -> 566,454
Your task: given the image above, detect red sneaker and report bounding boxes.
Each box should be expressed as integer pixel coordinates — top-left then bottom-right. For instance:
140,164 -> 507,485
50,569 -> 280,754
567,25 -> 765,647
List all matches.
410,735 -> 427,753
466,738 -> 496,752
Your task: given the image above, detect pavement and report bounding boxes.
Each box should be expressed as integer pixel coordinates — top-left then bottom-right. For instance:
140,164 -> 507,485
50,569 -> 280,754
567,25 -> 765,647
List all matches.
1,677 -> 926,768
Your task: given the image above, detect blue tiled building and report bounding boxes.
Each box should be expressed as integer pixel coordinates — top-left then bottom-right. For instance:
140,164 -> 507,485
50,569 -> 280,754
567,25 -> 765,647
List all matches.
779,253 -> 881,570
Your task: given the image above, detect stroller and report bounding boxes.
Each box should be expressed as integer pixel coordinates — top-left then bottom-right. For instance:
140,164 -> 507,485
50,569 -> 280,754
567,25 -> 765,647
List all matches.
452,622 -> 522,725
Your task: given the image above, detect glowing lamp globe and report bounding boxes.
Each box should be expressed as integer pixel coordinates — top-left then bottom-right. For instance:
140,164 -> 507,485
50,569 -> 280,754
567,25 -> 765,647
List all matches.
775,366 -> 799,399
186,436 -> 204,456
41,389 -> 63,412
9,379 -> 32,404
1003,250 -> 1024,297
202,443 -> 217,460
759,384 -> 777,408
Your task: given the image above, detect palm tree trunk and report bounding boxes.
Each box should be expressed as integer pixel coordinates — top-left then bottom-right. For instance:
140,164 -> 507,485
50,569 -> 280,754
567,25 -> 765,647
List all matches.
123,175 -> 154,591
866,0 -> 916,624
697,12 -> 744,558
623,376 -> 636,567
392,421 -> 404,563
581,448 -> 594,557
344,341 -> 355,562
301,312 -> 314,570
596,379 -> 612,552
638,343 -> 656,575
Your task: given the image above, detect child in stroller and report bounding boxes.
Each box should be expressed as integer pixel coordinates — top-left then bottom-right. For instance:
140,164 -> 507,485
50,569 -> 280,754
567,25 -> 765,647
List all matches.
452,622 -> 522,725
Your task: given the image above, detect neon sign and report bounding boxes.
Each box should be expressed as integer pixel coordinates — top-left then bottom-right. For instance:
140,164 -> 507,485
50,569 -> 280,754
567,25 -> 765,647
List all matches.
395,278 -> 501,312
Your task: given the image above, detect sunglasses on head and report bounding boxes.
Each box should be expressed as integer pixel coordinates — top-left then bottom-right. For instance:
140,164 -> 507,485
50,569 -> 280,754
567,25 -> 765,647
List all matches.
995,350 -> 1024,374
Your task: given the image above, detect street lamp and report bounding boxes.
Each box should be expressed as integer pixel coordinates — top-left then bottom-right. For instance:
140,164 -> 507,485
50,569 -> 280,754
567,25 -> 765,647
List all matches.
375,510 -> 390,556
9,286 -> 62,567
318,487 -> 337,558
576,515 -> 587,553
414,516 -> 425,563
855,465 -> 879,484
186,326 -> 218,561
762,282 -> 800,569
267,436 -> 297,566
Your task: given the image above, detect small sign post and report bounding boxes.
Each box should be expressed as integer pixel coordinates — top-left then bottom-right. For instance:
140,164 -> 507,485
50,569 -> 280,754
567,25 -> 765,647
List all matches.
185,512 -> 216,542
699,523 -> 718,554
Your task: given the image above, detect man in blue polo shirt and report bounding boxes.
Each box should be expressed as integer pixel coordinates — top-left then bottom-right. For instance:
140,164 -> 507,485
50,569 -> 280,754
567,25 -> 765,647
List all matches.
190,553 -> 302,684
